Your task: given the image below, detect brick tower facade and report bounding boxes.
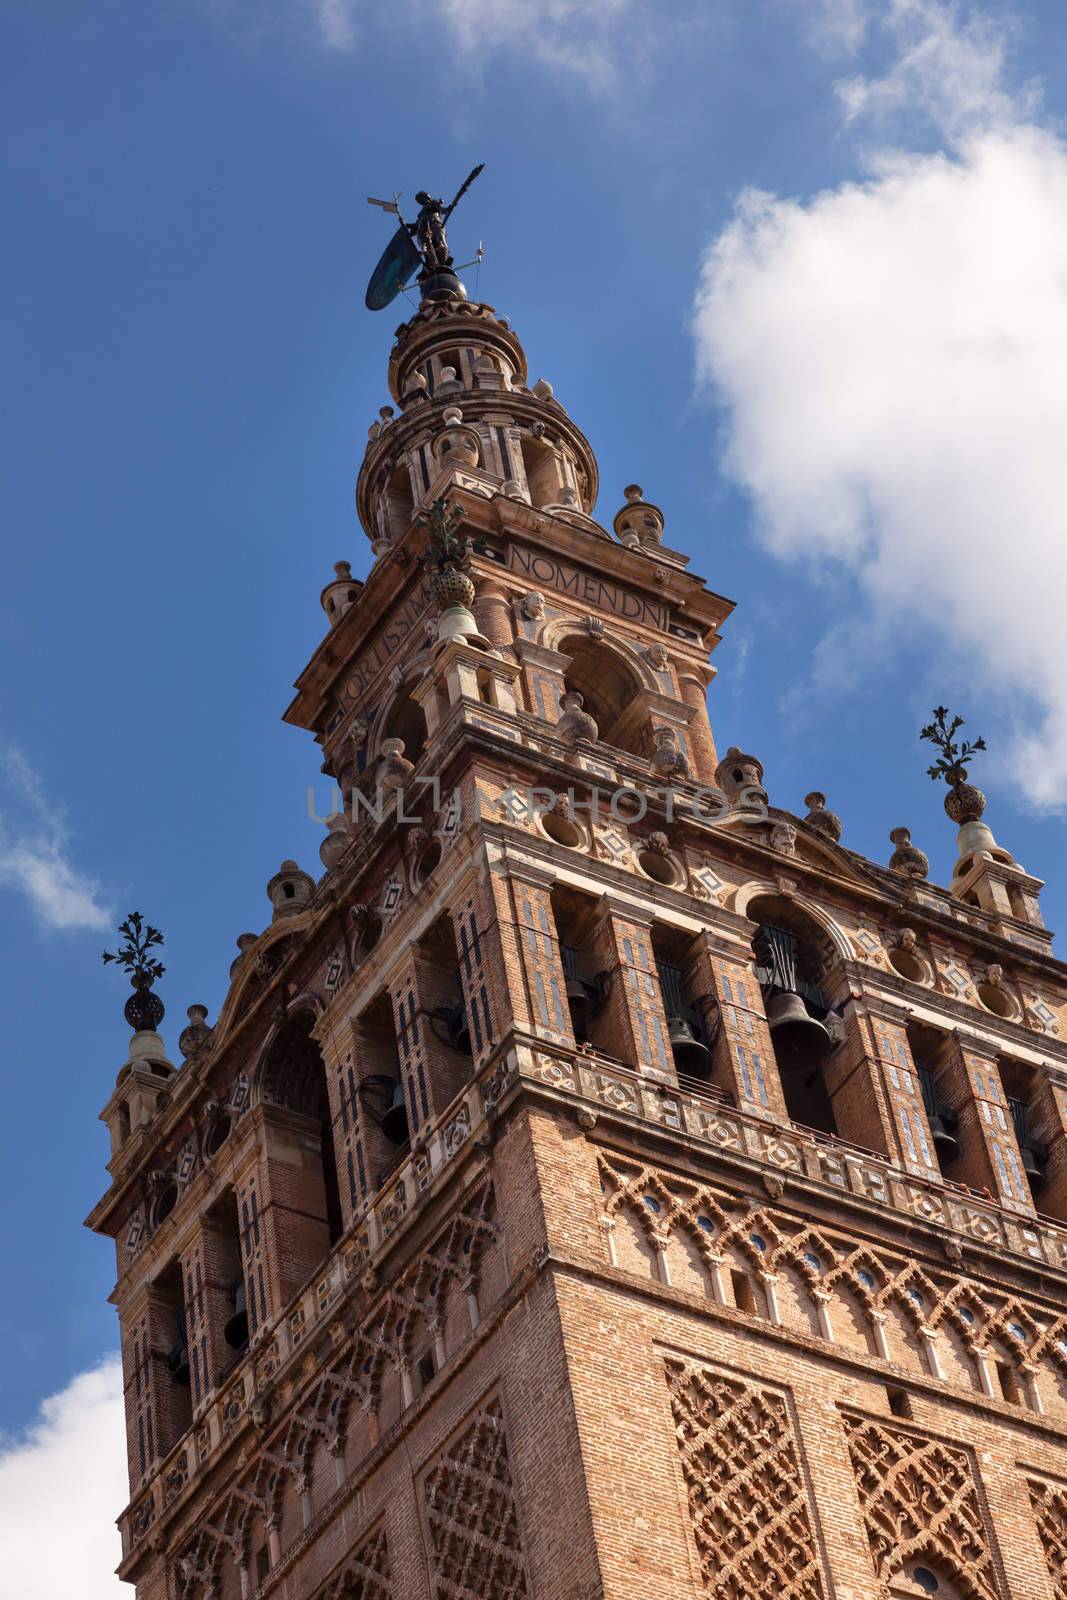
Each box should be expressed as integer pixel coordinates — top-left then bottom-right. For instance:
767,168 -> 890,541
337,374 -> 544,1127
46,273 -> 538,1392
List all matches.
89,277 -> 1067,1600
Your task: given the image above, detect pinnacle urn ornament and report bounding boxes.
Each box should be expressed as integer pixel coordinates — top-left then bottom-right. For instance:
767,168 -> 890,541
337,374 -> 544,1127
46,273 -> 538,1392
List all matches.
803,792 -> 842,843
557,690 -> 599,744
103,912 -> 166,1033
888,827 -> 929,880
920,706 -> 987,822
179,1004 -> 212,1059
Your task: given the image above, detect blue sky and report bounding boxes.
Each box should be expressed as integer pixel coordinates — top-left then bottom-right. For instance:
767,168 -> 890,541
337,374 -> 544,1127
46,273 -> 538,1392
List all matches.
2,1 -> 1067,1587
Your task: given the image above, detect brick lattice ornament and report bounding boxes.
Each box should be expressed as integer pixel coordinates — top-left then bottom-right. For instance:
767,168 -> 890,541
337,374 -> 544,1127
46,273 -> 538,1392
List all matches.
424,1397 -> 530,1599
844,1415 -> 1000,1599
1027,1478 -> 1067,1600
664,1357 -> 826,1598
323,1521 -> 391,1599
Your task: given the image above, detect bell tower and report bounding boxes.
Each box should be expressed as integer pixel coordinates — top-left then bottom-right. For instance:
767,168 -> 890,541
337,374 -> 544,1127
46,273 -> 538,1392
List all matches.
90,205 -> 1067,1600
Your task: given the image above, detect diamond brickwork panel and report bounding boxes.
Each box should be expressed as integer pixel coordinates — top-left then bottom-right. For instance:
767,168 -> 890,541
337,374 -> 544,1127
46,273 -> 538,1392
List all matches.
663,1356 -> 826,1599
424,1396 -> 530,1600
844,1414 -> 1000,1599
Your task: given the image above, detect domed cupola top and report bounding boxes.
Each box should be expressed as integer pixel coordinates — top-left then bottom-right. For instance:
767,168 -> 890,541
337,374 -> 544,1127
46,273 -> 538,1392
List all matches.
356,293 -> 600,551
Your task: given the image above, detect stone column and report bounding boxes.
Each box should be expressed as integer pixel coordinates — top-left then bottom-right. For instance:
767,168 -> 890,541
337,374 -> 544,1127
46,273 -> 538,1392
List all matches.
935,1034 -> 1036,1215
513,639 -> 571,726
119,1281 -> 190,1488
820,1004 -> 910,1164
502,865 -> 574,1046
685,930 -> 789,1119
317,1013 -> 373,1228
235,1108 -> 332,1334
677,669 -> 718,780
585,896 -> 674,1080
855,1005 -> 942,1179
388,946 -> 472,1141
472,580 -> 515,649
178,1214 -> 243,1412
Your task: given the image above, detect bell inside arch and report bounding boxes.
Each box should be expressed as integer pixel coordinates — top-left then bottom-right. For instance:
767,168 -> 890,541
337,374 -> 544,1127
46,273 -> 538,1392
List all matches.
926,1111 -> 959,1163
667,1015 -> 713,1077
167,1311 -> 191,1387
224,1279 -> 249,1351
765,990 -> 833,1058
381,1080 -> 410,1147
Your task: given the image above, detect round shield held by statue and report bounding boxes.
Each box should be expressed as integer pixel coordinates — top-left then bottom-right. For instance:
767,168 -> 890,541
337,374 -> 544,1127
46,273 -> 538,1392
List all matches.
365,225 -> 422,311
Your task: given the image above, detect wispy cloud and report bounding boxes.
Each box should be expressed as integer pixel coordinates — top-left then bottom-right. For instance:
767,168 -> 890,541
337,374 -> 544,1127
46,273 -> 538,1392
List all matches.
694,1 -> 1067,808
310,0 -> 357,51
0,1356 -> 126,1599
833,0 -> 1035,142
0,745 -> 111,931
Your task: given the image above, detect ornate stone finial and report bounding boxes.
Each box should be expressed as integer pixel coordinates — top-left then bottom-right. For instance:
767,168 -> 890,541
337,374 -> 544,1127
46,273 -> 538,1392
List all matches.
266,861 -> 315,919
532,377 -> 554,400
102,913 -> 166,1033
416,497 -> 485,639
803,791 -> 842,843
613,484 -> 664,547
888,826 -> 929,880
178,1005 -> 211,1060
920,706 -> 987,823
320,813 -> 354,871
651,725 -> 690,780
321,560 -> 361,629
557,690 -> 599,745
715,747 -> 767,807
432,407 -> 480,469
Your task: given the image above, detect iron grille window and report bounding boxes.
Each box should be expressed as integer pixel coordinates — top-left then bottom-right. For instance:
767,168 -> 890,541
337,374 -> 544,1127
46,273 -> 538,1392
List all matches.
656,959 -> 684,1017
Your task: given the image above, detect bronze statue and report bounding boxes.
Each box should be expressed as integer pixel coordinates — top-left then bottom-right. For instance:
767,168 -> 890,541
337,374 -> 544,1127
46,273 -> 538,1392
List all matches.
365,164 -> 484,310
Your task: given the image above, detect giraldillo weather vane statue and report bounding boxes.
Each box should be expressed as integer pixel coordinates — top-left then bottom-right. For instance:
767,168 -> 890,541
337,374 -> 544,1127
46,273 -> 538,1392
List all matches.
364,163 -> 484,310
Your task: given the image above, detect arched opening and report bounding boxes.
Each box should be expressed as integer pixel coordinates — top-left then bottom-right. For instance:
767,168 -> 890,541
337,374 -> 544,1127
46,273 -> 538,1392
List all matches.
651,925 -> 718,1083
551,887 -> 613,1054
908,1022 -> 961,1176
998,1057 -> 1048,1197
154,1260 -> 193,1448
380,462 -> 415,540
260,1013 -> 343,1248
559,636 -> 646,757
355,993 -> 409,1187
889,1561 -> 965,1597
519,434 -> 561,508
750,897 -> 837,1136
380,690 -> 428,770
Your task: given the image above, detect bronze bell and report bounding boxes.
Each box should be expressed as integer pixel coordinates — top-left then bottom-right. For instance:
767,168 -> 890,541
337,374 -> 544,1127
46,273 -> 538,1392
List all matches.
565,977 -> 591,1037
1020,1142 -> 1047,1187
381,1079 -> 410,1147
765,990 -> 833,1058
449,1004 -> 471,1056
927,1112 -> 959,1163
167,1335 -> 191,1388
667,1016 -> 713,1078
224,1279 -> 249,1351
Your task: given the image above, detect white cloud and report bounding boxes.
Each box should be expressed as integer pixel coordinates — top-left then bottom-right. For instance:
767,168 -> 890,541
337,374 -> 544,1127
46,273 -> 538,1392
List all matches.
0,1357 -> 126,1599
694,2 -> 1067,807
0,745 -> 111,931
834,0 -> 1032,141
311,0 -> 357,50
431,0 -> 634,86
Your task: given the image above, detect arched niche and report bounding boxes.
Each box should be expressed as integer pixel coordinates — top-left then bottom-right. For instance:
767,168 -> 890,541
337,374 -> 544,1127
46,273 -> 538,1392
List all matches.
556,633 -> 651,757
256,1008 -> 344,1250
